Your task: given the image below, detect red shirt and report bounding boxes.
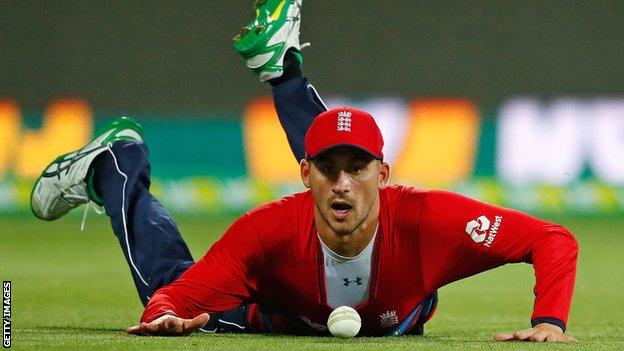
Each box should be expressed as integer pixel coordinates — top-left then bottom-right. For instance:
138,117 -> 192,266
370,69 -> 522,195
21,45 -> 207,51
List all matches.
141,185 -> 578,335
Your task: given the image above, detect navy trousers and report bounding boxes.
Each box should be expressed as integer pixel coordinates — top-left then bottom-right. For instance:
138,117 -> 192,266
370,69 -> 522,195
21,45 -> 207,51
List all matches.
93,77 -> 436,334
92,77 -> 325,305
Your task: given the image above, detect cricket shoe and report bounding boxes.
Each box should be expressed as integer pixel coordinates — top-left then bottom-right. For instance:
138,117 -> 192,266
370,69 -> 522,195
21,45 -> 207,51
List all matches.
233,0 -> 308,82
30,116 -> 143,221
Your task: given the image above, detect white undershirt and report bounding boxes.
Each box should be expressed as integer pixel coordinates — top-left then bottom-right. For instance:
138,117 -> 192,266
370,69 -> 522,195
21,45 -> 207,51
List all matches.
319,227 -> 377,308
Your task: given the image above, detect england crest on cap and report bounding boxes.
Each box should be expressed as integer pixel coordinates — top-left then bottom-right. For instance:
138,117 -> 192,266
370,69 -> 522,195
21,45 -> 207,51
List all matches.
337,111 -> 352,132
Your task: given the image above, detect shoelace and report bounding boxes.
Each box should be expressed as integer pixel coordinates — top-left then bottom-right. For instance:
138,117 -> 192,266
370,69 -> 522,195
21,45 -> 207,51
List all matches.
80,200 -> 105,231
62,192 -> 105,231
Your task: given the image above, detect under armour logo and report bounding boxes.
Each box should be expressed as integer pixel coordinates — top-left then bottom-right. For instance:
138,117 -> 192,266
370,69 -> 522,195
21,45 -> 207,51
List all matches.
343,277 -> 362,286
337,111 -> 352,132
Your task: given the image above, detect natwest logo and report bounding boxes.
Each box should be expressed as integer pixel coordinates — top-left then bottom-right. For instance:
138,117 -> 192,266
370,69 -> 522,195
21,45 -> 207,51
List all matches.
465,215 -> 490,243
465,215 -> 503,247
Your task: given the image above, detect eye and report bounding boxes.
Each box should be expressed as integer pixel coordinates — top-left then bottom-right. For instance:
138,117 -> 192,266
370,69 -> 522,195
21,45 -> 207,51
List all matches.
318,164 -> 335,174
348,164 -> 366,174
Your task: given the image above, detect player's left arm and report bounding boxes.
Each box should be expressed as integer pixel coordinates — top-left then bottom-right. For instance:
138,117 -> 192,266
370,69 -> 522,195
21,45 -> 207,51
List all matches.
412,190 -> 578,342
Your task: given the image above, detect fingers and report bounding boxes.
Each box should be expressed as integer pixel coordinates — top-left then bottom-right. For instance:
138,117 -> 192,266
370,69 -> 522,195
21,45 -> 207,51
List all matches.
493,330 -> 538,342
546,334 -> 559,342
126,313 -> 210,337
493,333 -> 515,341
513,329 -> 533,340
125,324 -> 143,335
181,313 -> 210,335
493,329 -> 536,342
542,333 -> 577,343
125,317 -> 180,336
528,331 -> 547,342
494,328 -> 577,343
126,322 -> 150,335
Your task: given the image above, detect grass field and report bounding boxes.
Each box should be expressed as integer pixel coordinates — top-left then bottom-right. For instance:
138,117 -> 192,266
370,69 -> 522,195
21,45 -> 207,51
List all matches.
1,213 -> 623,350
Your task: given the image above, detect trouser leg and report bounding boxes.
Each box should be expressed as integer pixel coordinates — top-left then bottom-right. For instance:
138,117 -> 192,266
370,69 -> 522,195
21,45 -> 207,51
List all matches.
271,76 -> 327,161
91,141 -> 194,305
403,290 -> 439,336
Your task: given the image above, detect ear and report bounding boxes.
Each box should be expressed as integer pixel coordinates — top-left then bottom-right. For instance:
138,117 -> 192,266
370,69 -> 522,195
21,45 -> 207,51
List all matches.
300,159 -> 311,188
378,161 -> 390,188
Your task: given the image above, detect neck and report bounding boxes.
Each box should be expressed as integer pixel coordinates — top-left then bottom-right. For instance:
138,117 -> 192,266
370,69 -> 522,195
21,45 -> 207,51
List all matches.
315,199 -> 379,257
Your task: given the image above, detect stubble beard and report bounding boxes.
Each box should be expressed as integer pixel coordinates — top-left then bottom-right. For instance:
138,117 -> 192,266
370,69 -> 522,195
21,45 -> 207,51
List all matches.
317,196 -> 377,237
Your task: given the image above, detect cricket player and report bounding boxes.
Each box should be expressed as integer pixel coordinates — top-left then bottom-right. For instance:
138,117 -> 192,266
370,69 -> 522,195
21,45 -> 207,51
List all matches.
30,0 -> 578,342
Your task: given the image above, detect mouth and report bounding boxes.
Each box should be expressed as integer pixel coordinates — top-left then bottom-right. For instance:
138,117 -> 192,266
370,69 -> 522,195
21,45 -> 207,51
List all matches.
330,200 -> 353,220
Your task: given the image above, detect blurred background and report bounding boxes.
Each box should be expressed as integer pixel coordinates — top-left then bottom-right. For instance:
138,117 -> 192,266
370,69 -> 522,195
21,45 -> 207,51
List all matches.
2,3 -> 624,347
2,0 -> 624,216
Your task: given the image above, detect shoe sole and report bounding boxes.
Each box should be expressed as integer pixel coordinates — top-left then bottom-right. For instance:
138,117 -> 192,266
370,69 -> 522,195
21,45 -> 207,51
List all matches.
233,0 -> 294,57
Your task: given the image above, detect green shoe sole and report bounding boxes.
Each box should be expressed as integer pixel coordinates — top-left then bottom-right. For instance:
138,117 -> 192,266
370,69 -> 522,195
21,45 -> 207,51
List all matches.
233,0 -> 293,58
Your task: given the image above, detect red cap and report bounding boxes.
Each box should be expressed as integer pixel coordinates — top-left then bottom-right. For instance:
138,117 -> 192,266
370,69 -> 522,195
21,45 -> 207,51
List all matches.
304,107 -> 384,160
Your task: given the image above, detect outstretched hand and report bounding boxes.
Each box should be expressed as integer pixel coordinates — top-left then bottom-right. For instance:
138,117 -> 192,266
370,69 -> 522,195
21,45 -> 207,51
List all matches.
126,313 -> 210,336
494,323 -> 576,343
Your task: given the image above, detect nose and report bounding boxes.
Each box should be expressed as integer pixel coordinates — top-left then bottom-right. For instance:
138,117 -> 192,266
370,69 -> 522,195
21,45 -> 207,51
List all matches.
332,170 -> 351,194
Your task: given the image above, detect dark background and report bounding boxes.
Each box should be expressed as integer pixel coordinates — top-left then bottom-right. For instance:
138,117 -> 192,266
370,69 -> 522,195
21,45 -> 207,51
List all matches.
1,0 -> 622,114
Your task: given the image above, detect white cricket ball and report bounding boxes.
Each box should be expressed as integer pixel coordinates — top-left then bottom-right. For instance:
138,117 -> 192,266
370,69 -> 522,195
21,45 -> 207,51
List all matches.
327,306 -> 361,338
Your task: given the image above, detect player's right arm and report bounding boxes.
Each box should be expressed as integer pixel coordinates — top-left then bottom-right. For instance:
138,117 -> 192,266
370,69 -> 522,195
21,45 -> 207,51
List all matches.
134,214 -> 265,333
126,313 -> 210,336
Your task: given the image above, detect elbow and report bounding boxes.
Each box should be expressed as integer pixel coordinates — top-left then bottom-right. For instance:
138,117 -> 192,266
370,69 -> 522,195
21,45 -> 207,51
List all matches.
553,224 -> 579,261
569,234 -> 579,264
534,223 -> 579,262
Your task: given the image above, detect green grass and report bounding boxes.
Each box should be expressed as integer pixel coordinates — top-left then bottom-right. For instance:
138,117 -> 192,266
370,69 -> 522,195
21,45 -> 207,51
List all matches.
1,214 -> 623,350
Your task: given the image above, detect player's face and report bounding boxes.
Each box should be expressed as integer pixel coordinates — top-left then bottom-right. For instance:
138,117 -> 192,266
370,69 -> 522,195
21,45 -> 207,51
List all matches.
301,147 -> 390,236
